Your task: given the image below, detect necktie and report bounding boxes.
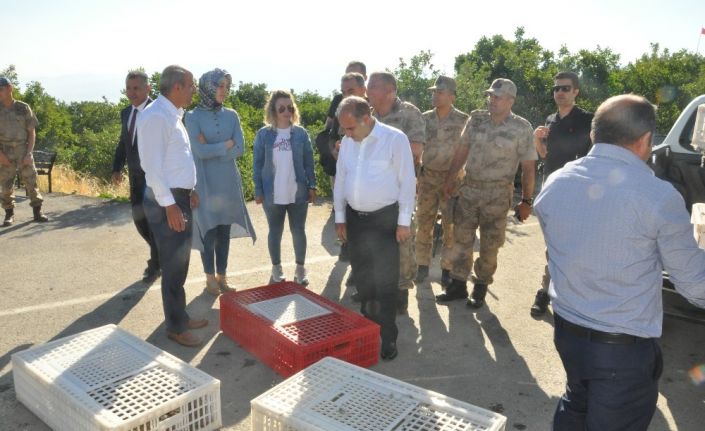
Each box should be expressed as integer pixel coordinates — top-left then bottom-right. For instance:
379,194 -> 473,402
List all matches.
128,108 -> 138,146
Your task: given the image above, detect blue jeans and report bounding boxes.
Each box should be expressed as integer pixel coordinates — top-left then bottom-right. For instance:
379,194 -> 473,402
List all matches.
200,224 -> 231,275
552,314 -> 663,431
263,201 -> 308,265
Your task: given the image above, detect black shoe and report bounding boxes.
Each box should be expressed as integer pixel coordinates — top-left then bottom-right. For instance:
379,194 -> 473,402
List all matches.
3,209 -> 13,227
435,279 -> 468,302
441,269 -> 451,288
351,291 -> 361,303
530,289 -> 550,316
142,267 -> 161,283
339,243 -> 350,262
381,341 -> 398,361
466,283 -> 488,309
33,206 -> 48,222
397,289 -> 408,315
414,265 -> 429,283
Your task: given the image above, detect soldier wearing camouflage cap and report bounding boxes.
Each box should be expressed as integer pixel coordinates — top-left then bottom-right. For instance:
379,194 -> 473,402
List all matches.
436,78 -> 536,309
416,76 -> 469,285
367,71 -> 425,314
0,76 -> 49,226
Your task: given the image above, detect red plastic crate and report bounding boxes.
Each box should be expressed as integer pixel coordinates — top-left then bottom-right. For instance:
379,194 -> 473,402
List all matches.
220,282 -> 379,377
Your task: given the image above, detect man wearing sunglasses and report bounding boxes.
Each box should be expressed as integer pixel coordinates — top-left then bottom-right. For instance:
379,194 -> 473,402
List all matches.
530,71 -> 593,317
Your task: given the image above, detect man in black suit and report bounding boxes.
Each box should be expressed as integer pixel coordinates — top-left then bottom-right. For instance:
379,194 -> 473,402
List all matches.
112,70 -> 160,283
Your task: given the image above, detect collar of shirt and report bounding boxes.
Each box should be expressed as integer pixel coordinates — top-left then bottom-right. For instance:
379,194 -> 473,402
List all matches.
132,98 -> 149,114
588,143 -> 653,175
154,94 -> 184,120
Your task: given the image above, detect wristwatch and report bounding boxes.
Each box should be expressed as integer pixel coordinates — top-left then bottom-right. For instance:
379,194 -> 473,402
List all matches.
521,198 -> 534,206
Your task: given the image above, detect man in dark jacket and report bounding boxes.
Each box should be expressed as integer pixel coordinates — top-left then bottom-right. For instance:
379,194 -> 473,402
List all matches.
112,70 -> 160,283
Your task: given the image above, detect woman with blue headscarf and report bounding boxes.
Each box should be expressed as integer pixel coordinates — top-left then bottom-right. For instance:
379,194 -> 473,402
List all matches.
185,68 -> 256,295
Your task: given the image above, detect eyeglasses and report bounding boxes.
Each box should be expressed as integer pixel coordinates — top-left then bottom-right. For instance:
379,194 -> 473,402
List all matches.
277,105 -> 295,114
552,85 -> 572,93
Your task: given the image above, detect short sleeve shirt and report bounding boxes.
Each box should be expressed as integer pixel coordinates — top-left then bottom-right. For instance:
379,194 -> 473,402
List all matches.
422,107 -> 469,170
0,100 -> 38,143
460,110 -> 536,183
542,106 -> 593,176
373,98 -> 425,144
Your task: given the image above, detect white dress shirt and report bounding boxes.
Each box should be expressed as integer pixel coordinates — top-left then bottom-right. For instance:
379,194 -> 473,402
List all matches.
334,120 -> 416,226
128,98 -> 149,146
137,95 -> 197,207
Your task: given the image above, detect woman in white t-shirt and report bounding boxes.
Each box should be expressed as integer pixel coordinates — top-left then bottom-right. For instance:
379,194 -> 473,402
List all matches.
253,90 -> 317,285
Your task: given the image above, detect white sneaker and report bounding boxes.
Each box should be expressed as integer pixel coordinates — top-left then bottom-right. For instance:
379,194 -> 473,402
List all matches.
270,264 -> 285,284
294,264 -> 309,286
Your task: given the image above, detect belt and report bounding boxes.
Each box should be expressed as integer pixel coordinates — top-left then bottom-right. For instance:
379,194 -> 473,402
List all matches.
170,188 -> 193,197
555,314 -> 648,345
348,203 -> 397,217
464,178 -> 512,188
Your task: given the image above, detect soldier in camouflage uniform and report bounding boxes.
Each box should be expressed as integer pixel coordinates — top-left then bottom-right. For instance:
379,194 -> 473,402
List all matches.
416,76 -> 469,285
367,71 -> 425,313
0,76 -> 48,226
435,78 -> 536,309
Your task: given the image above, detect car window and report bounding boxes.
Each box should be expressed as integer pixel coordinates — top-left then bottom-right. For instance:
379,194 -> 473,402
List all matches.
679,111 -> 696,150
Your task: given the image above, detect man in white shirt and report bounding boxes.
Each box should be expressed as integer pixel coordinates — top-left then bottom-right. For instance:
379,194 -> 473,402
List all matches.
334,96 -> 416,361
137,65 -> 207,347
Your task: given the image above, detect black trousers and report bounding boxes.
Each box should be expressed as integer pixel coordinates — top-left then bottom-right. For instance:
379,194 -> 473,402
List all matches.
129,171 -> 159,271
143,188 -> 193,334
346,203 -> 399,346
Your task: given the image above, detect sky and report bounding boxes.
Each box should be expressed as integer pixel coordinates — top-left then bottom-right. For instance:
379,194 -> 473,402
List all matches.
2,0 -> 704,103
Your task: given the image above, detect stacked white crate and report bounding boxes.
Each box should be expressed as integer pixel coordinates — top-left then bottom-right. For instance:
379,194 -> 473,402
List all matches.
12,324 -> 221,431
251,356 -> 506,431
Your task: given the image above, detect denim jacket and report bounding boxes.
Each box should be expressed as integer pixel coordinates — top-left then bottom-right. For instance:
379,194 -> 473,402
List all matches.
253,124 -> 316,205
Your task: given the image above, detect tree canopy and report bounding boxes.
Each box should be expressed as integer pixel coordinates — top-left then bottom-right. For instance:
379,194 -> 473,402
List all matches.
2,28 -> 704,199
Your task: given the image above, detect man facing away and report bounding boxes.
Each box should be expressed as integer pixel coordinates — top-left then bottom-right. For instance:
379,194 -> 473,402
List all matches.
137,65 -> 208,347
535,94 -> 705,430
112,70 -> 160,283
530,71 -> 593,316
334,96 -> 416,361
0,76 -> 49,226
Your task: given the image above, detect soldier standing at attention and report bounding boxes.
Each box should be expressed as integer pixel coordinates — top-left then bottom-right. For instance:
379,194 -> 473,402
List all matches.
367,71 -> 425,314
0,76 -> 49,226
416,76 -> 469,285
436,78 -> 536,309
530,71 -> 593,316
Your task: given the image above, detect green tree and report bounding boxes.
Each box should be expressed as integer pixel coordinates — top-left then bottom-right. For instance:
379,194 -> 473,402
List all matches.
391,50 -> 440,112
455,27 -> 556,127
617,44 -> 705,133
21,81 -> 76,150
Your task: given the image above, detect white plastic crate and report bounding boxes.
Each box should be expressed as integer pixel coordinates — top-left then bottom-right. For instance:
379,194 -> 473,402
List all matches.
12,324 -> 221,431
251,357 -> 506,431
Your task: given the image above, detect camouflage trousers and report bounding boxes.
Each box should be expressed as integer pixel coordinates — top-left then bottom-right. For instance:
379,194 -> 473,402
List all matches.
0,142 -> 43,210
415,168 -> 458,269
448,182 -> 512,284
398,216 -> 416,290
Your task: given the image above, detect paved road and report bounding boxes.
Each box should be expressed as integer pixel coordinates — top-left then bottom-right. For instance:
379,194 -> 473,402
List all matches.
1,192 -> 704,430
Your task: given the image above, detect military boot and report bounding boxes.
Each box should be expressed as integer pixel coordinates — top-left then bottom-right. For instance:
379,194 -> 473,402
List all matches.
33,206 -> 49,222
466,283 -> 488,309
414,265 -> 429,283
435,278 -> 468,302
440,269 -> 452,288
3,209 -> 14,227
530,289 -> 550,316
